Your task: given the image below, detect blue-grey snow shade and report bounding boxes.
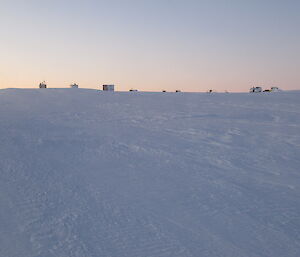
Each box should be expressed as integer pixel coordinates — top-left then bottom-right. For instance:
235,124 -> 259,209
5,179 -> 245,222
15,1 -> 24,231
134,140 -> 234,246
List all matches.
0,0 -> 300,91
0,89 -> 300,256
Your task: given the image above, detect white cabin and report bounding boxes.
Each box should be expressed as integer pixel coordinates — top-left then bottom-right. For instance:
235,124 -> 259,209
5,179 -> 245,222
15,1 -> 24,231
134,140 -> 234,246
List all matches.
250,87 -> 262,93
103,85 -> 115,91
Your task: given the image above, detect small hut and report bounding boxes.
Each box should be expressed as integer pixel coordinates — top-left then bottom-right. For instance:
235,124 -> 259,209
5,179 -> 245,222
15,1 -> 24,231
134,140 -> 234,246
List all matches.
103,85 -> 115,91
39,81 -> 47,89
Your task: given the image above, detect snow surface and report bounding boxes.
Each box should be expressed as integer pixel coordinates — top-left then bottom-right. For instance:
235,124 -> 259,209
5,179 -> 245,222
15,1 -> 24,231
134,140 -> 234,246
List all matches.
1,89 -> 300,257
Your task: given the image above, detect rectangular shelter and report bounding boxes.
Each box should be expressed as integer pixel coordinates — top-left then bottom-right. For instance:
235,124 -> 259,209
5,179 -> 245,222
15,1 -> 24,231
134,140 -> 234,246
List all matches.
103,85 -> 115,91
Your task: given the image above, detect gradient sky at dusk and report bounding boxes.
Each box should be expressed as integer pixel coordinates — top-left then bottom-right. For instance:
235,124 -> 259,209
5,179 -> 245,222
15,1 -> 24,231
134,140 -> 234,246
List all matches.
1,0 -> 299,92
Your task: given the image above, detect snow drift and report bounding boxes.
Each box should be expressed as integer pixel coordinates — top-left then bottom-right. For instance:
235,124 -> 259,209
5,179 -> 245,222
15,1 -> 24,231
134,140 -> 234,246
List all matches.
0,89 -> 300,257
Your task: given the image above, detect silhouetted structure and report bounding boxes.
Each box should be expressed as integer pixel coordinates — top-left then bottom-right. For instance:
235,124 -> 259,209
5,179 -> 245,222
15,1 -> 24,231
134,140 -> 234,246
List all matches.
271,87 -> 280,92
103,85 -> 114,91
39,81 -> 47,89
70,83 -> 79,88
250,87 -> 262,93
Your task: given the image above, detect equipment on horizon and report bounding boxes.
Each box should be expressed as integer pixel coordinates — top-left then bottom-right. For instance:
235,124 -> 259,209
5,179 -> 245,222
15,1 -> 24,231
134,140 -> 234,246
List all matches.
249,87 -> 262,93
39,81 -> 47,89
70,83 -> 79,88
103,85 -> 115,91
271,87 -> 280,92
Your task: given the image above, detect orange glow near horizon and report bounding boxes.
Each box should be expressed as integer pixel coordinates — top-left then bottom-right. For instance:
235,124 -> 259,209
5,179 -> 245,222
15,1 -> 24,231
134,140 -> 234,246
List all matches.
0,1 -> 299,92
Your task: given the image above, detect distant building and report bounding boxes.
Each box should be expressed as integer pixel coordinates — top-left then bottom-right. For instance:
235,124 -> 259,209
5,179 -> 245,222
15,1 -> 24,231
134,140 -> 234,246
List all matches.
250,87 -> 262,93
103,85 -> 115,91
70,83 -> 79,88
271,87 -> 280,92
39,81 -> 47,89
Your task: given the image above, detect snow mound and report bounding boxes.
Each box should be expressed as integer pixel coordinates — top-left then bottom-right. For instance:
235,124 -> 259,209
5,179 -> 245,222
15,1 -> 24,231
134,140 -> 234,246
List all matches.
1,89 -> 300,257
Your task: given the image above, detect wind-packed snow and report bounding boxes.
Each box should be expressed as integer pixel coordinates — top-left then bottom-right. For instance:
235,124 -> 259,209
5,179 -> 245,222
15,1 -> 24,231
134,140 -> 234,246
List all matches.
1,89 -> 300,257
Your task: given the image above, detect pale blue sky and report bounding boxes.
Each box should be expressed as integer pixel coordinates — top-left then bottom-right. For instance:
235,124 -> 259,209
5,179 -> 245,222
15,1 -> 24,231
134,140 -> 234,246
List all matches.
1,0 -> 299,91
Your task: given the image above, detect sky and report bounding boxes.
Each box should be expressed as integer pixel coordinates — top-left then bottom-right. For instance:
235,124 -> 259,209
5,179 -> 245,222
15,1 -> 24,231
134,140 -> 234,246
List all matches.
0,0 -> 299,92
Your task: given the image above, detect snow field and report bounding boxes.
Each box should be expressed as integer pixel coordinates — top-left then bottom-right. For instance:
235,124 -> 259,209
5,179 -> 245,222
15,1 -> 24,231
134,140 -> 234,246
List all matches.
0,89 -> 300,257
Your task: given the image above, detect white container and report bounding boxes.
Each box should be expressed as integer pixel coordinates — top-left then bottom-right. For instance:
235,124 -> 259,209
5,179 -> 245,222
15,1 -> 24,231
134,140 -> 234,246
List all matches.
103,85 -> 115,91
